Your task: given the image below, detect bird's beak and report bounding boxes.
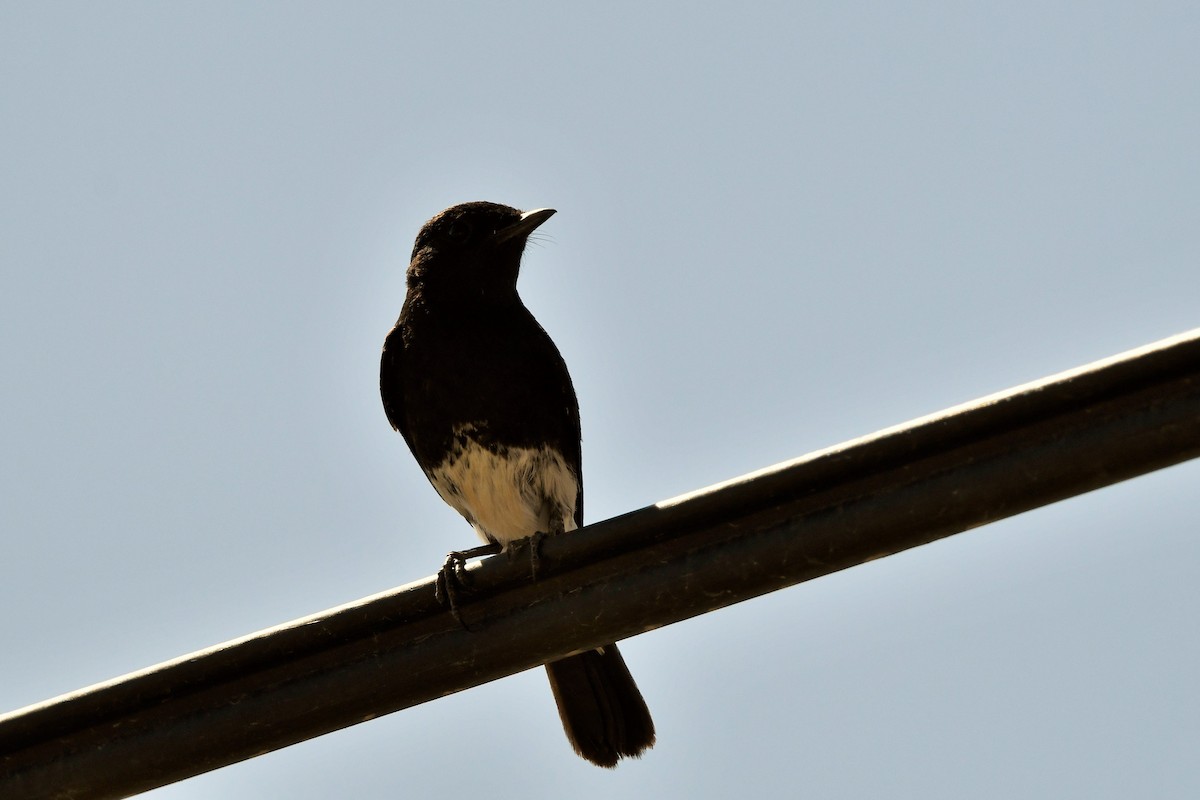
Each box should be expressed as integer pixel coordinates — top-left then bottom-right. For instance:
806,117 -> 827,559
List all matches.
495,208 -> 556,243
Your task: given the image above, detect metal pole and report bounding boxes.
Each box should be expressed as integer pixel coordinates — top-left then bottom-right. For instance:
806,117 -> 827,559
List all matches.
3,329 -> 1199,800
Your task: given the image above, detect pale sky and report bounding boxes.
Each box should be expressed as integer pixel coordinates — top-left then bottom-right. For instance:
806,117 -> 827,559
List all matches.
2,3 -> 1198,798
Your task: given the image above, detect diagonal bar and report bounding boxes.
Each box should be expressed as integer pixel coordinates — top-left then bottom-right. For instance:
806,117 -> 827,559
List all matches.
3,329 -> 1199,799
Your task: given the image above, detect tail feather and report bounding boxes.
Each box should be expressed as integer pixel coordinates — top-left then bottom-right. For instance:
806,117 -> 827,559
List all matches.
544,644 -> 655,768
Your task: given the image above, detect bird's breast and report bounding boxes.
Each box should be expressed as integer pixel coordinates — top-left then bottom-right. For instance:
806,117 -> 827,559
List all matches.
427,426 -> 579,547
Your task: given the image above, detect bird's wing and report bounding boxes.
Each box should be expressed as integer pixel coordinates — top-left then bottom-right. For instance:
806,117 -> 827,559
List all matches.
379,325 -> 414,453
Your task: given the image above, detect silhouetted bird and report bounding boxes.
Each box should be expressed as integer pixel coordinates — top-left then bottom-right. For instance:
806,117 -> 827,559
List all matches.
379,201 -> 655,767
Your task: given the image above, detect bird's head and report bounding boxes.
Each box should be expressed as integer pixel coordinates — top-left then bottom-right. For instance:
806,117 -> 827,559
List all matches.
406,202 -> 556,301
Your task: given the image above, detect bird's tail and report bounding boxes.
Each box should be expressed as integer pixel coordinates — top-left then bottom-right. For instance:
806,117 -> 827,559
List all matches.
544,643 -> 655,768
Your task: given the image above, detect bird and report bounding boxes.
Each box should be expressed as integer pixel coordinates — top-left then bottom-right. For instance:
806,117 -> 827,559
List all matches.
379,201 -> 655,768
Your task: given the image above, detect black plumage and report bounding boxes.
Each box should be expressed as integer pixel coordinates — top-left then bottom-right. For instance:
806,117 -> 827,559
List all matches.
380,201 -> 655,767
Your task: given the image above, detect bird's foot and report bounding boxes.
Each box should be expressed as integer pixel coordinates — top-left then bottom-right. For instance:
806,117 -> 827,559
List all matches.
505,527 -> 556,580
435,543 -> 501,630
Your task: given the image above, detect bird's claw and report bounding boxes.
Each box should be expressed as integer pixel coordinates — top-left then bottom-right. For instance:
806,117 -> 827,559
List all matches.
435,551 -> 467,630
433,529 -> 552,630
503,530 -> 550,579
435,543 -> 501,631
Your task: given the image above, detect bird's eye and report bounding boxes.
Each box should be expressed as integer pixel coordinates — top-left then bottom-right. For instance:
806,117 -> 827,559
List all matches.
447,220 -> 472,242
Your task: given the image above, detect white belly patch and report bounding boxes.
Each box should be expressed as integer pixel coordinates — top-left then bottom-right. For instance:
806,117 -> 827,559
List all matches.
427,430 -> 579,547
